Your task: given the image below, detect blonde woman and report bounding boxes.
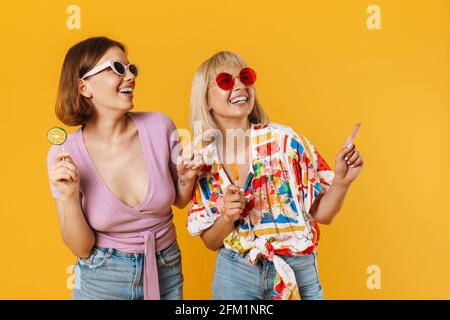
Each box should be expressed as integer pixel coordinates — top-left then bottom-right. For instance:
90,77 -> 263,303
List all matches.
187,51 -> 364,300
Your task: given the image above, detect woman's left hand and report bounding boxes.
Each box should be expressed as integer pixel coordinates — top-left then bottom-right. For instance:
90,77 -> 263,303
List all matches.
334,123 -> 364,187
176,135 -> 205,184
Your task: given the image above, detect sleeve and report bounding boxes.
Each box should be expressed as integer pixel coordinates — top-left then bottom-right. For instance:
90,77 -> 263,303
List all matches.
287,131 -> 335,214
47,145 -> 62,199
187,177 -> 218,236
314,146 -> 335,193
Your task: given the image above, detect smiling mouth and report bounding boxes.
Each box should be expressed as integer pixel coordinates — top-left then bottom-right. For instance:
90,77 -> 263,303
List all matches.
118,87 -> 134,95
229,96 -> 249,105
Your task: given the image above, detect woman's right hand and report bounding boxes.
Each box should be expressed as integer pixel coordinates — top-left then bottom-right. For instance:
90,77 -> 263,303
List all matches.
222,185 -> 245,223
48,152 -> 80,200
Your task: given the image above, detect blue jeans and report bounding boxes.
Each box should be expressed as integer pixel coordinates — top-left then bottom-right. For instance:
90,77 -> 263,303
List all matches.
72,240 -> 183,300
212,247 -> 324,300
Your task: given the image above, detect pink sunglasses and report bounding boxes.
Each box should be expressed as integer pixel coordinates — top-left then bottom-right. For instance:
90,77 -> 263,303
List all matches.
81,60 -> 139,80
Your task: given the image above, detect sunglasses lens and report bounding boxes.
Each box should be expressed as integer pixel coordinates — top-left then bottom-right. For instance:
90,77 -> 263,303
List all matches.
129,64 -> 139,77
239,68 -> 257,86
216,73 -> 234,90
113,61 -> 126,75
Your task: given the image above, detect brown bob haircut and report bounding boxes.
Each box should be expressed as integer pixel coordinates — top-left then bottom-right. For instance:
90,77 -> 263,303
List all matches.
55,36 -> 126,126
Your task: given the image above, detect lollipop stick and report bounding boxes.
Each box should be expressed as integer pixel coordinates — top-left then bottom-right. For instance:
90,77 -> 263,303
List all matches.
61,144 -> 67,162
231,163 -> 244,228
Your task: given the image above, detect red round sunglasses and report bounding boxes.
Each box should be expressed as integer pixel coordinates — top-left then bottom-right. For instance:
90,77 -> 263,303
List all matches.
215,67 -> 257,90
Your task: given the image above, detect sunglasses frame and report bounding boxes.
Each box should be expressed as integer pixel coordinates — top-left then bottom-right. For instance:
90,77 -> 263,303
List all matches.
214,67 -> 257,91
81,60 -> 139,80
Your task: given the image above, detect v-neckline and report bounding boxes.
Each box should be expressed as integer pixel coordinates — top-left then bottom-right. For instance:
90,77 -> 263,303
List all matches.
76,112 -> 153,214
214,123 -> 256,191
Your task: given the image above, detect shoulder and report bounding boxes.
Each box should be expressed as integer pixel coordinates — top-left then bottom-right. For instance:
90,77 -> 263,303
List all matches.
129,111 -> 175,129
266,122 -> 321,162
267,122 -> 297,136
266,122 -> 308,146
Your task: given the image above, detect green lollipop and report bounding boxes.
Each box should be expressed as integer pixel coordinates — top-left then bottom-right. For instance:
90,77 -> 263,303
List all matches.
47,127 -> 67,151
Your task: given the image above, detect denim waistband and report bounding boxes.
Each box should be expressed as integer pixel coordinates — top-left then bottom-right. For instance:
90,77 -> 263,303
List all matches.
92,240 -> 177,259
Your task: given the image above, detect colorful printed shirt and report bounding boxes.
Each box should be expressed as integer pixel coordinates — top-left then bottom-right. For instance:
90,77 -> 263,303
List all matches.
187,122 -> 335,300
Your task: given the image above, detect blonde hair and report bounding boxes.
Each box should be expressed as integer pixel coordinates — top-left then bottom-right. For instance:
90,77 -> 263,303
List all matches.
190,51 -> 268,131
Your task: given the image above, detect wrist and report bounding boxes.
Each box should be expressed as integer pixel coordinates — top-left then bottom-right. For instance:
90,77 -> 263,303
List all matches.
61,191 -> 80,203
179,176 -> 196,187
332,178 -> 351,190
221,211 -> 237,225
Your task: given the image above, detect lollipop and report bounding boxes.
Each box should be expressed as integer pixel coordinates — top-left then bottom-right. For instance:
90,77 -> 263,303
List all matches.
47,127 -> 67,151
231,162 -> 245,228
231,163 -> 239,184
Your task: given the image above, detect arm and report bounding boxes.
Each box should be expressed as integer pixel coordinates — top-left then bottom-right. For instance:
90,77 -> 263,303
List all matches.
310,123 -> 365,225
200,215 -> 236,251
173,135 -> 205,209
310,182 -> 350,225
55,194 -> 95,259
199,185 -> 244,251
173,177 -> 196,209
49,152 -> 95,258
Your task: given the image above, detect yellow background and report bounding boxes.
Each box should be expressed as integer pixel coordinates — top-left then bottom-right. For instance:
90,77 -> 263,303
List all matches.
0,0 -> 448,299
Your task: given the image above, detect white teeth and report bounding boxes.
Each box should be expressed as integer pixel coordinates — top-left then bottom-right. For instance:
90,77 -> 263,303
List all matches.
230,96 -> 248,104
119,87 -> 133,93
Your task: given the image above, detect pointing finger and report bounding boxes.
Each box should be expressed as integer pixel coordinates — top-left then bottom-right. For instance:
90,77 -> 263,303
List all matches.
343,122 -> 362,148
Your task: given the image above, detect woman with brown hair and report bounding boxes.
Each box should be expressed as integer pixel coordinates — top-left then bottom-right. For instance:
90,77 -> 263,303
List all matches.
47,37 -> 201,300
